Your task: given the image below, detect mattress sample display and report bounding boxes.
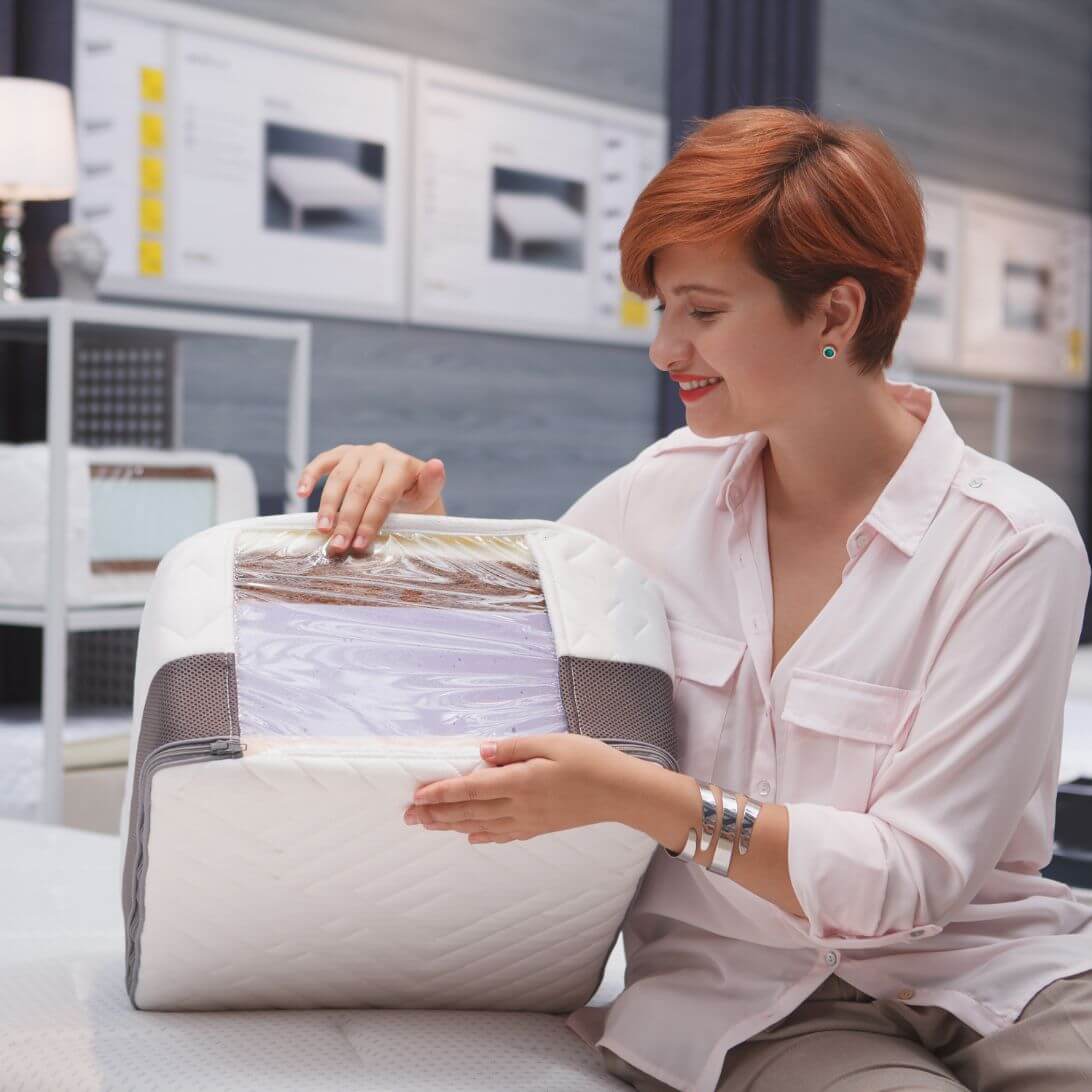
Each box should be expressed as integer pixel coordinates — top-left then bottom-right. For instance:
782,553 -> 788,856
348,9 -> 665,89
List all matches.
0,444 -> 258,606
267,154 -> 384,230
121,512 -> 676,1012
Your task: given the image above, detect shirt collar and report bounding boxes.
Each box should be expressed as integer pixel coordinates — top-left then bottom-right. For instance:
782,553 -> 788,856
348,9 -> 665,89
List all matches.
715,379 -> 965,558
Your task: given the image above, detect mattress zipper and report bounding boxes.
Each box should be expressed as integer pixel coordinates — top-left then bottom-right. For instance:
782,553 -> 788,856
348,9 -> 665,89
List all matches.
236,737 -> 677,771
598,738 -> 679,772
125,735 -> 245,1002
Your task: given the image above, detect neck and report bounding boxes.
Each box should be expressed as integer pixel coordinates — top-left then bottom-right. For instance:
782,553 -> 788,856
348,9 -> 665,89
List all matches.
761,376 -> 923,528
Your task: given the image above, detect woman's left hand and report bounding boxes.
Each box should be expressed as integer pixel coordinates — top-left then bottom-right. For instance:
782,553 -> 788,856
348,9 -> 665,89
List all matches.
404,734 -> 643,843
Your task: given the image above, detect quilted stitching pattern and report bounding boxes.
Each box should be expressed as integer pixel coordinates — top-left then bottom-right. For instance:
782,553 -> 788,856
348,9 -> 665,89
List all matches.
127,512 -> 673,1011
136,751 -> 654,1012
528,528 -> 673,673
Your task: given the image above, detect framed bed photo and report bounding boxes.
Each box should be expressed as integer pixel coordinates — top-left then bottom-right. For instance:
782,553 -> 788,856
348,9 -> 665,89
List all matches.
958,188 -> 1090,388
73,0 -> 411,321
410,59 -> 668,346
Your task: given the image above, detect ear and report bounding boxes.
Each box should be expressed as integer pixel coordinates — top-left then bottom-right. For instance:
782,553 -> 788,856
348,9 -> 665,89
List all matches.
820,277 -> 866,346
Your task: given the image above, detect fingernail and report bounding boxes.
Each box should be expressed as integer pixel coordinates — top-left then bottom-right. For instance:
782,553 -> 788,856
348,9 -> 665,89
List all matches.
331,535 -> 346,549
353,535 -> 367,549
403,809 -> 418,825
318,515 -> 332,530
480,742 -> 496,759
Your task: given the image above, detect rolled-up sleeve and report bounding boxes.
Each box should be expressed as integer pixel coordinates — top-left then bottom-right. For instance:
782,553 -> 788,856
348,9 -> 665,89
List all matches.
783,523 -> 1090,948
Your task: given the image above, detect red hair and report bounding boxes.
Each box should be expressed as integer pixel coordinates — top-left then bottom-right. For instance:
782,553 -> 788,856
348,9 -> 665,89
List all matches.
620,107 -> 925,373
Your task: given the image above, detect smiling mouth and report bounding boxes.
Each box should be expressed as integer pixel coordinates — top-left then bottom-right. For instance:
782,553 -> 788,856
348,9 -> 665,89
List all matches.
673,374 -> 724,403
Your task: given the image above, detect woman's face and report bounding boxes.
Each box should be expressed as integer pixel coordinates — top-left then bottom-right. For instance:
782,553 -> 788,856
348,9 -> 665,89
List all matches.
649,237 -> 836,438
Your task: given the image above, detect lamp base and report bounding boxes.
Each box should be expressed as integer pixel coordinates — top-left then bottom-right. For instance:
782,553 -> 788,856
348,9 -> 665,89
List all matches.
1,199 -> 25,302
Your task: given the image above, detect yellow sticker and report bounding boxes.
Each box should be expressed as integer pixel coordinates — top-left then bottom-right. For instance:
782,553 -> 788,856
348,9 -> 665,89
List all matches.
139,239 -> 164,277
1068,328 -> 1085,375
141,66 -> 165,103
140,112 -> 165,149
140,156 -> 164,194
140,197 -> 164,234
620,290 -> 649,328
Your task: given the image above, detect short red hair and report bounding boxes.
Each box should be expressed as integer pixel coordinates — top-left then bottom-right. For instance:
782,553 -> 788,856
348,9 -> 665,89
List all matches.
620,106 -> 925,373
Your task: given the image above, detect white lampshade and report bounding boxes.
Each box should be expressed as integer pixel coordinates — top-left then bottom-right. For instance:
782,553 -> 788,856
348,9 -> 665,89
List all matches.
0,77 -> 77,202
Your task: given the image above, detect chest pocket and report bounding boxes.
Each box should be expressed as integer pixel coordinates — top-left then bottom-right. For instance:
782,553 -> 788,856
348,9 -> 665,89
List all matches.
667,619 -> 747,779
779,668 -> 921,813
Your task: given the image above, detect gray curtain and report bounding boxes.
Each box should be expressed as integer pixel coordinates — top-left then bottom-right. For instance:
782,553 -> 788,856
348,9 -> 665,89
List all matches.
660,0 -> 820,435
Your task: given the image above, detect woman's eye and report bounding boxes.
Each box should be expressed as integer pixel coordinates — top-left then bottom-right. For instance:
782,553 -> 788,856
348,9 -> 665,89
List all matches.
652,303 -> 718,320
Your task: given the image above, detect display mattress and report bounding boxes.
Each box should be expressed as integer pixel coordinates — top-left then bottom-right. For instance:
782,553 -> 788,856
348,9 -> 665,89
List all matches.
121,512 -> 677,1012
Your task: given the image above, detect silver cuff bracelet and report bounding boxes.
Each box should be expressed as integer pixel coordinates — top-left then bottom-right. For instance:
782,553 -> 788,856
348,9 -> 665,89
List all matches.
698,783 -> 719,854
708,791 -> 739,877
738,799 -> 762,855
664,779 -> 706,862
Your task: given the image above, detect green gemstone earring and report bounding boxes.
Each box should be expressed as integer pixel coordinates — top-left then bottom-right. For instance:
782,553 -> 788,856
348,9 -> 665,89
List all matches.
822,345 -> 838,359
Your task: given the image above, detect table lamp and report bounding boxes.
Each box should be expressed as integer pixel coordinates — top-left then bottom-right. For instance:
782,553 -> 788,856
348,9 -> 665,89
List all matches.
0,77 -> 77,302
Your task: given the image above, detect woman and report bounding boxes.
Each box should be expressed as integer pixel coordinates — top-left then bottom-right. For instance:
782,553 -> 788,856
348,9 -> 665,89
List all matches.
296,107 -> 1092,1091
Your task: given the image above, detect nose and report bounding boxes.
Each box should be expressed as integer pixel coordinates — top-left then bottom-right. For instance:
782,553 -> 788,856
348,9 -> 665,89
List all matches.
648,316 -> 690,373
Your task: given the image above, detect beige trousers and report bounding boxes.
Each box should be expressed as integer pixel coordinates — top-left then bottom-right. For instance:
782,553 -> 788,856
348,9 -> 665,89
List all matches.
601,969 -> 1092,1091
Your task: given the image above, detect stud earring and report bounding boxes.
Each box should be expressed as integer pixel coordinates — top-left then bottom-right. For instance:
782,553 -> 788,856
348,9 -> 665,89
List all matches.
822,345 -> 838,359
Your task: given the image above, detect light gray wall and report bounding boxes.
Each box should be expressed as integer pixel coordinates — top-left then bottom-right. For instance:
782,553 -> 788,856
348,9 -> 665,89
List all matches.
181,0 -> 1091,546
819,0 -> 1092,537
179,0 -> 669,518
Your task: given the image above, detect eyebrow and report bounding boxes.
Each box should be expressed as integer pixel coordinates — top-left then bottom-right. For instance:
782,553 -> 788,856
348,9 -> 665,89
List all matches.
656,283 -> 733,297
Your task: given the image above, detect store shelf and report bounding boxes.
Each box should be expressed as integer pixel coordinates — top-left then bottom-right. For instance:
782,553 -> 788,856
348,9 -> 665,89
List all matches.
1,296 -> 312,824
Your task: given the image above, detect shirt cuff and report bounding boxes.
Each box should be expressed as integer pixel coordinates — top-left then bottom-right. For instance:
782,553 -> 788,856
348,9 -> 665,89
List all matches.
783,801 -> 943,950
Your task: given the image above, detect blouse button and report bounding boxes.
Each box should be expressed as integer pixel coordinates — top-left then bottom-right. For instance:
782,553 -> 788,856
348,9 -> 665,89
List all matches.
897,988 -> 915,1001
824,951 -> 839,967
756,779 -> 772,797
968,477 -> 984,489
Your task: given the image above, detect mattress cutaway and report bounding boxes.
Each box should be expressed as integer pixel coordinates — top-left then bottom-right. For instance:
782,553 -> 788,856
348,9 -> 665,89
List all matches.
122,514 -> 676,1011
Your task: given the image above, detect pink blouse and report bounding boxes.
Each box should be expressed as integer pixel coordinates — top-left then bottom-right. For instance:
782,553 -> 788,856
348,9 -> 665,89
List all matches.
557,378 -> 1092,1092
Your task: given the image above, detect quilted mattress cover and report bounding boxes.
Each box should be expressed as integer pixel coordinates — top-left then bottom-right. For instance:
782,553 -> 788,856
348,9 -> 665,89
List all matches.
0,444 -> 257,606
121,512 -> 677,1012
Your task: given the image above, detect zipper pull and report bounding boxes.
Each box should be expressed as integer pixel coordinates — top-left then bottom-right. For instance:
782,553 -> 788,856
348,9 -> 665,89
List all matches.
209,738 -> 246,756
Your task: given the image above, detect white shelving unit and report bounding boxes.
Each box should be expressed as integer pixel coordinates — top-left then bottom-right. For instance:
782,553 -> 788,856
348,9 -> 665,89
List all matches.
0,298 -> 312,825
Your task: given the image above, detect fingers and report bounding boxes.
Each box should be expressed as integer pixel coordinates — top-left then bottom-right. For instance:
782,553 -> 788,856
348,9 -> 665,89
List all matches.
296,447 -> 346,503
302,445 -> 448,558
412,764 -> 524,806
335,460 -> 387,557
353,460 -> 413,553
482,734 -> 562,766
406,796 -> 513,824
401,458 -> 446,512
313,448 -> 361,535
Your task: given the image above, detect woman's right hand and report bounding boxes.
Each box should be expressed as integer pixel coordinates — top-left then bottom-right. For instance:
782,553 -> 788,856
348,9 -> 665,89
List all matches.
295,443 -> 447,558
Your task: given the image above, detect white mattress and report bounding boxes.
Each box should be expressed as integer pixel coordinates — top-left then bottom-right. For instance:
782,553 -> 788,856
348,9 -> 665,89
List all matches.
0,706 -> 130,821
0,819 -> 626,1091
122,513 -> 675,1012
492,193 -> 586,244
0,445 -> 258,607
267,154 -> 384,211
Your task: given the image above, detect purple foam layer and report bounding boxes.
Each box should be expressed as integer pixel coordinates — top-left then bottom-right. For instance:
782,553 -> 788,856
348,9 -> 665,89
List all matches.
235,601 -> 568,738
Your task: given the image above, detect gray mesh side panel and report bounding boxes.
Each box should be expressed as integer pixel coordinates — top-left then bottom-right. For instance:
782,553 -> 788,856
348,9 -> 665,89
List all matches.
121,653 -> 238,926
558,656 -> 677,762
